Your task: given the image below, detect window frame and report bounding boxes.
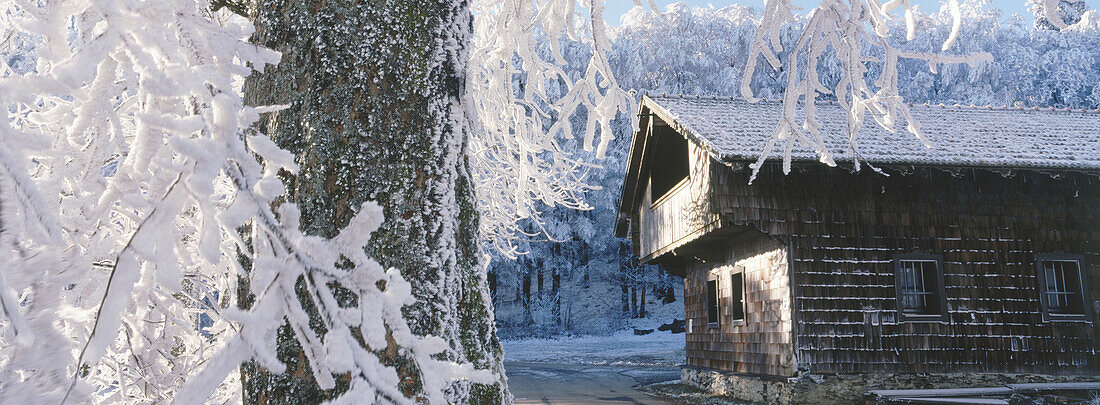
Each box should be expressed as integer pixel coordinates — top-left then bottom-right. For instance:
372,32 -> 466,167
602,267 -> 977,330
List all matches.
1035,253 -> 1092,322
706,273 -> 721,328
893,252 -> 948,323
729,265 -> 746,325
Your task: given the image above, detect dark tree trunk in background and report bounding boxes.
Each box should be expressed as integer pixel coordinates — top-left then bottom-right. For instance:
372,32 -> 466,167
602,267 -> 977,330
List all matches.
536,269 -> 543,294
633,286 -> 642,316
659,269 -> 677,304
621,283 -> 629,316
552,270 -> 559,294
238,1 -> 506,403
522,272 -> 531,301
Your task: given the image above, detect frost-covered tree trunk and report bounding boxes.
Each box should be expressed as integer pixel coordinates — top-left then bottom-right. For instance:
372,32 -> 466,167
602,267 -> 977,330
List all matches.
239,0 -> 506,403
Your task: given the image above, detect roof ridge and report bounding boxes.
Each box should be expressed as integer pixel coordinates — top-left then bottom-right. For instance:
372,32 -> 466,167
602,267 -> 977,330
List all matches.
643,92 -> 1100,114
639,92 -> 1100,172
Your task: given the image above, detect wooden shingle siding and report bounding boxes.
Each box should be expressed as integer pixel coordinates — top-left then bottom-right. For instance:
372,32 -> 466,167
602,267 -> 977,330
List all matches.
711,163 -> 1099,375
685,234 -> 794,376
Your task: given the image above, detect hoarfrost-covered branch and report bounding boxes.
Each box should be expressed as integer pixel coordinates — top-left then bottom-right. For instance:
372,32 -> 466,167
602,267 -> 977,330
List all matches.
469,0 -> 637,257
740,0 -> 993,182
0,0 -> 492,403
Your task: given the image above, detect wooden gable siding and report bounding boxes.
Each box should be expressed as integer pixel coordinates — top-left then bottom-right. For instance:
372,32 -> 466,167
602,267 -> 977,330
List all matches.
684,233 -> 794,376
636,128 -> 720,261
710,163 -> 1100,375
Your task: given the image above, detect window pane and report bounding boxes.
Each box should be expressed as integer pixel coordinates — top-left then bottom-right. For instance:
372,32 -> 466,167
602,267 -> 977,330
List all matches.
706,279 -> 719,324
731,273 -> 744,321
920,261 -> 939,313
1063,262 -> 1084,313
898,259 -> 940,316
900,261 -> 917,311
1044,261 -> 1061,309
1044,262 -> 1058,290
1043,260 -> 1085,315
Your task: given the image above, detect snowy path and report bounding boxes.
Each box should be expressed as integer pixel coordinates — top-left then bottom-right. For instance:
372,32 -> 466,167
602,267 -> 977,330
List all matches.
506,362 -> 681,404
502,330 -> 686,404
501,330 -> 685,366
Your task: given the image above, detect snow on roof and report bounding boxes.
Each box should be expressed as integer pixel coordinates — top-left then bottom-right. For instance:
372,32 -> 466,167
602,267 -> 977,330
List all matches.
643,94 -> 1100,171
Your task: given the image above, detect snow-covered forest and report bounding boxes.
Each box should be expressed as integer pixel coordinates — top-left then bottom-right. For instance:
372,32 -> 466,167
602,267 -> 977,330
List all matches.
489,0 -> 1100,338
0,0 -> 1097,403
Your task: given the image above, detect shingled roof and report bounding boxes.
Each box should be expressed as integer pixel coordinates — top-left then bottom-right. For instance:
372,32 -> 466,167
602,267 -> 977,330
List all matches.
642,94 -> 1100,171
614,94 -> 1100,237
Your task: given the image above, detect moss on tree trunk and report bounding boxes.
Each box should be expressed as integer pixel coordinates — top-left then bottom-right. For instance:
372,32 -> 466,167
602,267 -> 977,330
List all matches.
238,1 -> 506,403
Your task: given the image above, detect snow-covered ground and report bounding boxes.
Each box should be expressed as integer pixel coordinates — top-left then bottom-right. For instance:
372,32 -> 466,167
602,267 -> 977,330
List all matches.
506,362 -> 683,404
502,328 -> 685,367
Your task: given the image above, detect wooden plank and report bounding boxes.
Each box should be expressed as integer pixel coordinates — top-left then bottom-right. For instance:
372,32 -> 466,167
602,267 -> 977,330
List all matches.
887,398 -> 1008,405
1006,382 -> 1100,391
869,387 -> 1013,397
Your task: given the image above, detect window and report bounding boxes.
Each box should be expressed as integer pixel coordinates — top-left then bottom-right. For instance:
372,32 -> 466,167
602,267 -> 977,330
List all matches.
730,266 -> 746,322
706,277 -> 719,326
1036,254 -> 1091,321
648,126 -> 689,203
894,253 -> 947,322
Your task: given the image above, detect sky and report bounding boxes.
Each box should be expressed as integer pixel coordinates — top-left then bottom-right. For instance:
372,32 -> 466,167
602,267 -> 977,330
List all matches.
605,1 -> 1036,25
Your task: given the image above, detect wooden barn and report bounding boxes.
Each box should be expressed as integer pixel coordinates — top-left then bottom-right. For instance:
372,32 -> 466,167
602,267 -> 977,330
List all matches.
615,94 -> 1100,401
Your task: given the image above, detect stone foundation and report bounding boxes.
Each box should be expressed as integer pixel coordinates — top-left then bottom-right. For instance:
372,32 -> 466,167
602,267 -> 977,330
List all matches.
681,366 -> 1100,404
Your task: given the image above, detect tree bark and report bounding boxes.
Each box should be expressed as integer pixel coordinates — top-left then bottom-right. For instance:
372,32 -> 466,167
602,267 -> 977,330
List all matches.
238,1 -> 506,403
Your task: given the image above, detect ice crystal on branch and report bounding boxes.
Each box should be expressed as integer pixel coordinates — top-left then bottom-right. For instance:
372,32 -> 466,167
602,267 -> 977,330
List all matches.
740,0 -> 993,182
